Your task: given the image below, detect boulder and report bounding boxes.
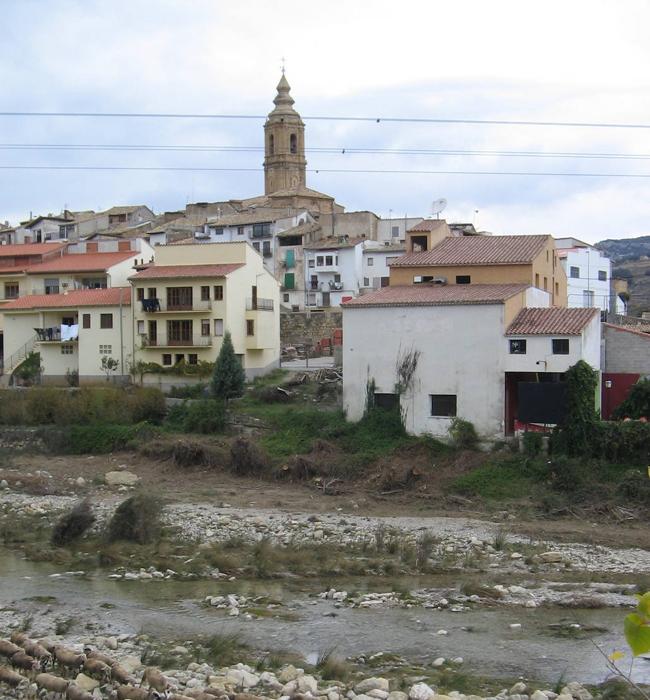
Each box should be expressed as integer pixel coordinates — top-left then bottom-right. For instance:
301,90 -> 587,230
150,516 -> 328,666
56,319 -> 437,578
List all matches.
297,674 -> 318,693
538,551 -> 565,564
355,678 -> 390,694
74,673 -> 100,691
105,470 -> 139,486
409,683 -> 436,700
388,693 -> 408,700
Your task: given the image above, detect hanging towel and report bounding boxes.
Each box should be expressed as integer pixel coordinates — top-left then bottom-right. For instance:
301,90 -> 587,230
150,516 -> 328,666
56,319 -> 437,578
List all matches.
60,324 -> 72,341
69,324 -> 79,340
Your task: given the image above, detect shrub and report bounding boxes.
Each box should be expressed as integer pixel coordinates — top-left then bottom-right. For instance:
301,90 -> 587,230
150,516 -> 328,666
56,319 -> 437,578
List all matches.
612,378 -> 650,420
591,421 -> 650,464
448,417 -> 479,449
106,494 -> 162,544
129,388 -> 167,424
14,352 -> 41,385
166,399 -> 226,434
617,469 -> 650,505
211,331 -> 245,400
62,423 -> 154,454
522,431 -> 543,457
254,386 -> 294,404
230,437 -> 270,475
559,360 -> 598,457
167,384 -> 207,399
51,500 -> 95,546
140,438 -> 228,469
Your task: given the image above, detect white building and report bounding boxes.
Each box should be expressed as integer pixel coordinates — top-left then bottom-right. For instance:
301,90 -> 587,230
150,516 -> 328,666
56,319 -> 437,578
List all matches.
555,237 -> 624,314
377,217 -> 423,244
342,284 -> 600,439
361,244 -> 406,292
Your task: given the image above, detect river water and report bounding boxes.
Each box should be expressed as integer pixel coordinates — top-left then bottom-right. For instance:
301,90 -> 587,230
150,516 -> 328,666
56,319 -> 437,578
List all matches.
2,548 -> 648,686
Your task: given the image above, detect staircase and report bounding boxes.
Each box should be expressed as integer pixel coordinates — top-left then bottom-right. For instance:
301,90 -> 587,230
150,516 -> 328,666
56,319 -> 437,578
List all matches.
0,335 -> 38,383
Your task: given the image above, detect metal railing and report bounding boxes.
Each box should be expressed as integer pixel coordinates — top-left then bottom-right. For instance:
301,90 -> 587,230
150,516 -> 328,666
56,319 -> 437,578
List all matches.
0,334 -> 37,375
140,298 -> 212,312
246,298 -> 274,311
141,335 -> 212,348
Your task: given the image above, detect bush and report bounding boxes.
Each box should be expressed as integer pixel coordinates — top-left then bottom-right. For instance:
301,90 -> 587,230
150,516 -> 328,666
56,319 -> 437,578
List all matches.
253,386 -> 294,404
612,378 -> 650,420
522,431 -> 543,457
591,421 -> 650,464
167,384 -> 207,399
448,418 -> 479,449
129,388 -> 167,424
166,400 -> 226,434
230,437 -> 270,475
617,469 -> 650,505
559,360 -> 598,457
51,500 -> 95,546
140,438 -> 228,469
57,423 -> 154,454
106,494 -> 162,545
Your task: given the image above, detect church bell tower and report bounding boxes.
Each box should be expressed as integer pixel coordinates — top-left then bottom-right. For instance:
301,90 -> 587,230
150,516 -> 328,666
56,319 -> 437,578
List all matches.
263,73 -> 307,195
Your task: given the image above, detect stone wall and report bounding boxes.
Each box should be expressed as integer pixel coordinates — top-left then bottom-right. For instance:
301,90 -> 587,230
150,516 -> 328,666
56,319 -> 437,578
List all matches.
280,309 -> 342,348
603,323 -> 650,374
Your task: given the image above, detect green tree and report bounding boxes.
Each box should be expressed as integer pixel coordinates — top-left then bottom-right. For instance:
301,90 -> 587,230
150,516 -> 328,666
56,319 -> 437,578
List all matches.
560,360 -> 598,456
211,331 -> 245,400
101,356 -> 119,382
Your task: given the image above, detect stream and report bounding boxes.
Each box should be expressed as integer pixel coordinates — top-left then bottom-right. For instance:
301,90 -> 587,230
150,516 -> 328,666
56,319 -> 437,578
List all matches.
2,548 -> 648,686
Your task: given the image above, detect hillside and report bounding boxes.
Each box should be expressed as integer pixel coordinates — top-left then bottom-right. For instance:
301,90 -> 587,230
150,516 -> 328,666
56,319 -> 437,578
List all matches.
595,235 -> 650,315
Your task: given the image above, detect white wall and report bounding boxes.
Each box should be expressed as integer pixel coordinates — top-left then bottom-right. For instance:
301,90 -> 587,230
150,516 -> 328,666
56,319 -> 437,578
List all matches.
558,247 -> 613,311
343,303 -> 508,438
362,248 -> 404,290
377,217 -> 423,243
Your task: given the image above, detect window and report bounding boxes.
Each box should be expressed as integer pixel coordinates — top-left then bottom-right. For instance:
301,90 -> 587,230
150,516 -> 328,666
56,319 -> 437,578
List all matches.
61,344 -> 74,355
456,275 -> 471,284
509,339 -> 527,354
317,256 -> 324,267
62,316 -> 75,326
325,255 -> 333,266
137,320 -> 145,334
214,318 -> 224,336
583,290 -> 595,307
82,314 -> 91,329
99,344 -> 112,354
334,274 -> 341,283
363,277 -> 370,287
430,394 -> 457,417
252,222 -> 271,238
201,319 -> 210,336
201,286 -> 210,301
45,278 -> 59,295
214,285 -> 223,301
136,288 -> 145,301
4,283 -> 18,299
367,257 -> 374,266
269,134 -> 274,155
188,354 -> 198,365
290,133 -> 297,154
570,266 -> 580,279
534,273 -> 539,287
167,320 -> 192,344
283,272 -> 295,290
543,276 -> 548,291
552,338 -> 570,354
262,240 -> 272,257
555,282 -> 559,296
414,275 -> 434,284
253,242 -> 260,252
598,270 -> 607,281
246,319 -> 255,336
147,288 -> 157,299
283,293 -> 290,302
167,286 -> 193,310
100,313 -> 113,329
391,225 -> 399,237
175,354 -> 184,365
237,226 -> 244,236
308,259 -> 315,268
373,393 -> 399,410
148,320 -> 157,343
212,227 -> 224,236
162,353 -> 172,366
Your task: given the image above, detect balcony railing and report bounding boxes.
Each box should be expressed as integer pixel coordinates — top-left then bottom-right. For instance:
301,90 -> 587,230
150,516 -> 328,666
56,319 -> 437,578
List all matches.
35,327 -> 78,343
140,298 -> 212,313
246,298 -> 274,311
141,335 -> 212,348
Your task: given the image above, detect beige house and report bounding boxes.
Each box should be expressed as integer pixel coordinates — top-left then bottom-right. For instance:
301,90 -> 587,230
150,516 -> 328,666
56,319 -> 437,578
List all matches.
2,288 -> 132,384
130,241 -> 280,382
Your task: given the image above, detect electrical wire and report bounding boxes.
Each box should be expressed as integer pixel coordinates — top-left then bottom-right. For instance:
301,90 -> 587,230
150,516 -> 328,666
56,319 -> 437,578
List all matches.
2,111 -> 650,130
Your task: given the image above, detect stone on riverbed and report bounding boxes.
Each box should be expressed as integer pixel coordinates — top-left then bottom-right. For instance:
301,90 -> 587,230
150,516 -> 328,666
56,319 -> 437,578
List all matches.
409,683 -> 436,700
355,678 -> 390,694
74,673 -> 99,691
104,470 -> 140,486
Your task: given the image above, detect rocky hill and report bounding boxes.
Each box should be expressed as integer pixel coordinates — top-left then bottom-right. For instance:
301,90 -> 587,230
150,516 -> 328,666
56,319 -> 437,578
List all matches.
595,235 -> 650,315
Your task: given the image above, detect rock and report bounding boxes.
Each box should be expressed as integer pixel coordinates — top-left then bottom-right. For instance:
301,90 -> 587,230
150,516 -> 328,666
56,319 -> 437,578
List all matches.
432,658 -> 445,667
561,683 -> 592,700
120,655 -> 142,673
451,657 -> 463,665
0,480 -> 8,488
436,629 -> 448,636
355,678 -> 390,694
538,551 -> 565,564
388,693 -> 408,700
509,682 -> 527,695
75,673 -> 100,691
226,669 -> 261,689
76,477 -> 86,487
509,623 -> 522,630
105,636 -> 118,650
278,665 -> 301,683
409,683 -> 436,700
510,552 -> 523,559
531,692 -> 548,700
368,691 -> 389,699
105,470 -> 139,486
172,645 -> 189,654
297,674 -> 318,693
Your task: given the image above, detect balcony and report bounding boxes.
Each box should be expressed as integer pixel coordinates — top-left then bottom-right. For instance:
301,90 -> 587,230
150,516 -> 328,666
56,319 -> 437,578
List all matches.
140,298 -> 212,313
246,298 -> 274,311
35,327 -> 78,343
141,335 -> 212,348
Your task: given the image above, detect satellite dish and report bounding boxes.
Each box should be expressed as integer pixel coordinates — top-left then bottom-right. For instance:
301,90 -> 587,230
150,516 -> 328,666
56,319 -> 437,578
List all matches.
431,198 -> 447,218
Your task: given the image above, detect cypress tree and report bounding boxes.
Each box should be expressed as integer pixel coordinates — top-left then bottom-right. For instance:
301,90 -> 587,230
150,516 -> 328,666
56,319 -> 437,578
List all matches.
211,330 -> 245,400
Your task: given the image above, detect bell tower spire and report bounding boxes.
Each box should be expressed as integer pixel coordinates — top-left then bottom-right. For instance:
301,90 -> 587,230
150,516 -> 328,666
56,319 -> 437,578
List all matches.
263,72 -> 307,195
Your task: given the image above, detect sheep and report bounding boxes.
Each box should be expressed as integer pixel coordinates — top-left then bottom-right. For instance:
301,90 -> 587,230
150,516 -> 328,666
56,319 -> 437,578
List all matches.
140,667 -> 169,694
10,632 -> 29,645
0,665 -> 29,689
110,662 -> 137,685
82,657 -> 112,682
35,672 -> 70,696
23,641 -> 53,668
38,638 -> 58,653
11,650 -> 40,674
66,683 -> 96,700
53,648 -> 86,675
113,685 -> 161,700
85,648 -> 115,666
0,640 -> 22,659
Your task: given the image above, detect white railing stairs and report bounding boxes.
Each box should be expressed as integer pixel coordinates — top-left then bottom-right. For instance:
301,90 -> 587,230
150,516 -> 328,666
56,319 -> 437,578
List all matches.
0,334 -> 38,376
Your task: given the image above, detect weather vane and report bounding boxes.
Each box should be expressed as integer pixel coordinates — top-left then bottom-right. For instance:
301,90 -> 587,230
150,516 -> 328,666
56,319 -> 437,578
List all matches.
281,56 -> 286,74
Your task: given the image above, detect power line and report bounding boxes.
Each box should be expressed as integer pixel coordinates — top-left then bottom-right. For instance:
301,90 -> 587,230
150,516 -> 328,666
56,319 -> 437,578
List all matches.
2,111 -> 650,130
3,164 -> 650,178
3,143 -> 650,161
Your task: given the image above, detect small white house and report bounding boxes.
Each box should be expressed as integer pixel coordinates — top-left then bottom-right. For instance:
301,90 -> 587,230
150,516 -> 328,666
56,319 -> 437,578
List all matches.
342,283 -> 600,439
361,244 -> 406,292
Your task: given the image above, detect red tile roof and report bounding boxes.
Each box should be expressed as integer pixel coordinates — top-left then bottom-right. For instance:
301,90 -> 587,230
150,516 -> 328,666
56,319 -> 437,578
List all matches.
343,283 -> 529,308
407,219 -> 447,233
0,243 -> 68,258
506,307 -> 599,335
25,251 -> 136,273
130,263 -> 244,280
2,287 -> 131,310
391,235 -> 550,267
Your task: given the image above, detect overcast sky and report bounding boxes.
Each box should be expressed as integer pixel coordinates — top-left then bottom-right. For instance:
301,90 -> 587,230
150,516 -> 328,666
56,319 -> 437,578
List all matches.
1,0 -> 649,243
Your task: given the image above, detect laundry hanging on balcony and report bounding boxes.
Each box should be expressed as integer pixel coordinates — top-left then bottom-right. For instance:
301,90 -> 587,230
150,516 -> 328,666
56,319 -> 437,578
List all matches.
60,324 -> 79,341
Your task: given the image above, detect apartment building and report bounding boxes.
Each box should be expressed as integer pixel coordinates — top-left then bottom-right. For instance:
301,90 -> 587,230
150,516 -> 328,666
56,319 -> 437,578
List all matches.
130,241 -> 280,382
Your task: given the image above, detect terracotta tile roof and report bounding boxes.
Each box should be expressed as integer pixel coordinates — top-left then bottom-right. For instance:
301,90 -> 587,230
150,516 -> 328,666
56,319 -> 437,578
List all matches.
25,251 -> 136,273
0,243 -> 68,258
276,222 -> 321,238
407,219 -> 447,233
506,307 -> 599,335
206,209 -> 297,227
2,287 -> 131,311
343,283 -> 529,308
105,205 -> 151,215
129,263 -> 244,280
391,234 -> 551,267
